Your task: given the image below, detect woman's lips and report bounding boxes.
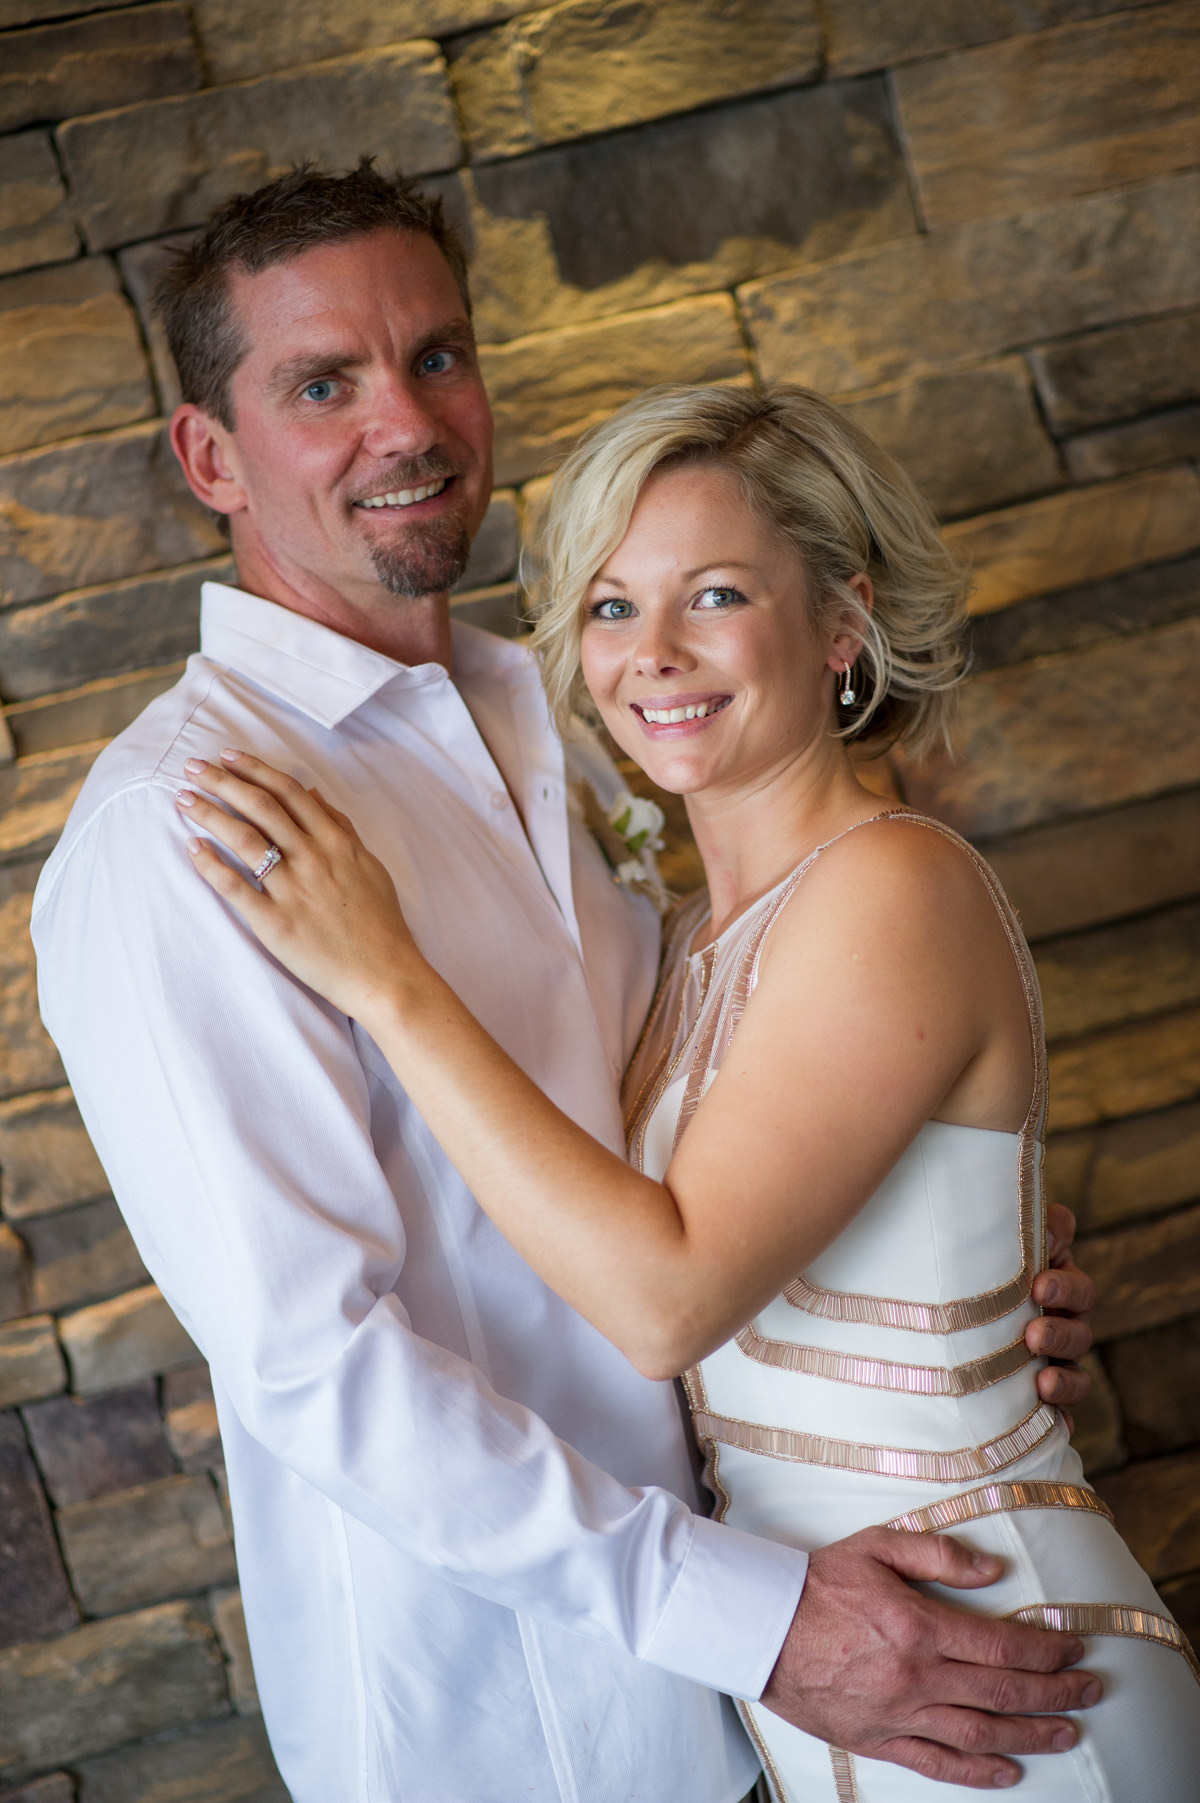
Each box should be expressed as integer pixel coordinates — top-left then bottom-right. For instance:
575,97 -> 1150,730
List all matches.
632,695 -> 732,730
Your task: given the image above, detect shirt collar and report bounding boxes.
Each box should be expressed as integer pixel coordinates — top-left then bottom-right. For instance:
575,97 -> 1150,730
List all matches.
199,581 -> 535,730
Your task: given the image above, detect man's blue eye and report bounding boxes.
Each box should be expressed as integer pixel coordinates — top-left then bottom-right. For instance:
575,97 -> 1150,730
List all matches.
418,350 -> 455,376
302,380 -> 335,402
592,597 -> 633,621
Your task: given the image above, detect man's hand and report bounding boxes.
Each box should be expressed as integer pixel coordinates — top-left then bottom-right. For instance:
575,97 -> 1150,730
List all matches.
761,1527 -> 1100,1789
1028,1204 -> 1096,1429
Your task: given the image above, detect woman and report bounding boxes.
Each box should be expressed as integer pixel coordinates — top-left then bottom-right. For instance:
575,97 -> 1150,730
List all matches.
175,386 -> 1199,1799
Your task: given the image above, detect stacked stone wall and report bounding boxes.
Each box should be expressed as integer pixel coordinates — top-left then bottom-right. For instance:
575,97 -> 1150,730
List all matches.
0,1 -> 1196,1793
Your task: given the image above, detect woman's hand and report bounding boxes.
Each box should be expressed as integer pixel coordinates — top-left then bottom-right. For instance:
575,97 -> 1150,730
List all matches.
176,750 -> 424,1022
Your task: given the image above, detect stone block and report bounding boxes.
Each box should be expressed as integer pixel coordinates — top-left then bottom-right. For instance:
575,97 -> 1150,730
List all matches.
1082,1101 -> 1200,1232
1030,307 -> 1200,432
0,745 -> 103,865
0,3 -> 201,135
0,1087 -> 109,1222
1065,405 -> 1200,483
894,8 -> 1200,231
0,557 -> 228,704
983,789 -> 1200,942
825,0 -> 1155,74
452,0 -> 820,160
23,1382 -> 173,1506
1048,1007 -> 1200,1133
1067,1351 -> 1126,1479
448,582 -> 524,639
1105,1317 -> 1200,1459
164,1364 -> 221,1473
0,1225 -> 28,1323
945,466 -> 1200,616
839,360 -> 1061,522
0,1777 -> 73,1803
115,232 -> 194,415
0,1409 -> 78,1648
194,0 -> 536,83
0,0 -> 131,23
23,1199 -> 147,1314
210,1587 -> 259,1715
454,491 -> 518,592
1081,1200 -> 1200,1339
1160,1573 -> 1200,1646
0,422 -> 226,610
460,78 -> 914,343
60,1284 -> 198,1396
0,1598 -> 227,1772
0,861 -> 66,1100
901,616 -> 1200,841
58,43 -> 461,254
1035,901 -> 1200,1044
6,663 -> 189,761
1095,1448 -> 1200,1583
0,261 -> 153,459
482,296 -> 750,485
0,1317 -> 64,1410
740,170 -> 1200,395
58,1473 -> 236,1616
967,549 -> 1200,673
76,1712 -> 287,1802
0,132 -> 76,280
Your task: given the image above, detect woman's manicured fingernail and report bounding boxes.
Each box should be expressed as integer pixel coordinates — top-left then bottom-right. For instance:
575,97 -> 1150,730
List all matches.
221,748 -> 242,761
176,789 -> 195,807
186,838 -> 202,855
183,758 -> 205,775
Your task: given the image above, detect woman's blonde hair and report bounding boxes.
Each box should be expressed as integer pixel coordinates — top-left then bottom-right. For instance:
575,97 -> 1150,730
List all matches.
526,383 -> 969,759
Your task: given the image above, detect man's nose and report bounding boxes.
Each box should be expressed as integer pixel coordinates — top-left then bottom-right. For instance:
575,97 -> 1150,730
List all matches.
361,371 -> 442,458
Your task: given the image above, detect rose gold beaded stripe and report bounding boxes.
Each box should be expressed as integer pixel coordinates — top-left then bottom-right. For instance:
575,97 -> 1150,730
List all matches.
734,1324 -> 1032,1394
884,1480 -> 1113,1536
1006,1604 -> 1200,1688
737,1702 -> 790,1803
829,1748 -> 858,1801
689,1402 -> 1058,1483
780,1265 -> 1035,1335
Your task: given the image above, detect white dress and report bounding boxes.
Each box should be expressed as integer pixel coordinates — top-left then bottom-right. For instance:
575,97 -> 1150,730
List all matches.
624,811 -> 1200,1803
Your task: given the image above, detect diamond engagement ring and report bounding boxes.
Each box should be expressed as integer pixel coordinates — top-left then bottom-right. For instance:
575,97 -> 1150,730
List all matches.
253,844 -> 283,883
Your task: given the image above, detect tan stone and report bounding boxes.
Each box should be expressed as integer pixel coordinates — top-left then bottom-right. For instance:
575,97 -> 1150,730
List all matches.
1105,1317 -> 1200,1458
453,0 -> 820,160
114,232 -> 194,415
60,1283 -> 198,1396
1064,406 -> 1200,483
1068,1351 -> 1126,1479
0,261 -> 153,459
23,1382 -> 174,1506
0,1776 -> 72,1803
1096,1447 -> 1200,1582
24,1198 -> 147,1314
455,491 -> 518,592
1035,901 -> 1200,1043
0,1086 -> 109,1222
824,0 -> 1155,74
900,617 -> 1200,841
0,1599 -> 227,1773
984,789 -> 1200,941
58,43 -> 461,254
210,1587 -> 260,1715
164,1364 -> 221,1474
0,743 -> 103,864
0,1315 -> 65,1408
0,0 -> 132,24
0,1221 -> 28,1321
0,3 -> 201,135
1083,1202 -> 1200,1340
75,1712 -> 287,1802
58,1474 -> 235,1616
0,132 -> 76,280
895,7 -> 1200,230
194,0 -> 535,82
1048,1007 -> 1200,1133
740,170 -> 1200,394
1085,1101 -> 1200,1232
6,664 -> 187,761
946,467 -> 1200,615
448,583 -> 525,640
967,545 -> 1200,673
482,296 -> 750,485
1030,307 -> 1200,432
0,861 -> 66,1102
0,422 -> 226,610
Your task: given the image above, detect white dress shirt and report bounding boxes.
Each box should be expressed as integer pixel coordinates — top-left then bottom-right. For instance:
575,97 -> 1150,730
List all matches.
33,584 -> 807,1803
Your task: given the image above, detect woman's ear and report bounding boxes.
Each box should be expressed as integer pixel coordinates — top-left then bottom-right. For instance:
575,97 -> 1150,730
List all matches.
826,572 -> 874,675
169,405 -> 247,517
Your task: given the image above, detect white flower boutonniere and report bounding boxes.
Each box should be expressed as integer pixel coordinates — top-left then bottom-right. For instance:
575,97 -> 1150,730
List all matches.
574,783 -> 669,911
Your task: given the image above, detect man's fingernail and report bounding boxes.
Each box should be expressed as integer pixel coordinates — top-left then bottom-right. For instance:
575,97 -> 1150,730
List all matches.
1043,1279 -> 1061,1304
221,748 -> 242,761
1053,1727 -> 1076,1751
972,1552 -> 1002,1574
176,789 -> 195,807
1082,1680 -> 1101,1706
183,758 -> 205,775
993,1769 -> 1017,1787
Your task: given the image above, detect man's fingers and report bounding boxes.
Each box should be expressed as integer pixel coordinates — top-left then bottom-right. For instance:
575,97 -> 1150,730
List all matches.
1036,1360 -> 1088,1411
871,1737 -> 1022,1791
932,1602 -> 1087,1676
1032,1262 -> 1096,1317
1045,1202 -> 1077,1266
1027,1313 -> 1091,1361
871,1527 -> 1008,1592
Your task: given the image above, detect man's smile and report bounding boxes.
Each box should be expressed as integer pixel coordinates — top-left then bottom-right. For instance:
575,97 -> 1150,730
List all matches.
354,476 -> 451,510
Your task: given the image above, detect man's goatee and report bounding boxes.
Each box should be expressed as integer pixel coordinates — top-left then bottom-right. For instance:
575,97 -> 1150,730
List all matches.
368,520 -> 472,598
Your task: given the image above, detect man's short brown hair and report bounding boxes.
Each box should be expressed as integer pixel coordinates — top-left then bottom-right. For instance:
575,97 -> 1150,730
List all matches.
154,158 -> 471,429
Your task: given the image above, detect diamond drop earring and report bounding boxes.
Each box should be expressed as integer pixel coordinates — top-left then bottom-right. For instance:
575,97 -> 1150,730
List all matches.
839,661 -> 857,708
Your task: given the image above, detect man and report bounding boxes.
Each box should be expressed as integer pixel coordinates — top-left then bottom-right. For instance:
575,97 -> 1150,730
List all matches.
33,163 -> 1098,1801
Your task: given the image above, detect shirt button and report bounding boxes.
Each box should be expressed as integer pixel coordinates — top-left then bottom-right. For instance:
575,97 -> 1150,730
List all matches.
489,791 -> 509,810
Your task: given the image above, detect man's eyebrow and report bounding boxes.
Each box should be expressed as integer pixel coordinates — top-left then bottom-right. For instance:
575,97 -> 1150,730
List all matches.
265,351 -> 365,395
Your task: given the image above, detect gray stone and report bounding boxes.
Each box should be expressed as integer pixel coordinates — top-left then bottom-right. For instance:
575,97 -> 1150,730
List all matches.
0,422 -> 226,610
1083,1201 -> 1200,1341
194,0 -> 537,84
0,260 -> 153,459
0,861 -> 66,1100
60,1283 -> 198,1396
482,295 -> 750,485
0,1409 -> 78,1648
1080,1100 -> 1200,1232
894,8 -> 1200,231
6,663 -> 190,761
967,549 -> 1200,672
58,43 -> 461,253
0,557 -> 230,703
58,1473 -> 236,1616
454,491 -> 518,592
825,0 -> 1156,74
0,132 -> 76,280
116,232 -> 196,415
740,170 -> 1200,395
1106,1318 -> 1200,1459
23,1382 -> 173,1506
23,1199 -> 147,1314
164,1364 -> 221,1474
0,1599 -> 227,1773
1067,1351 -> 1126,1479
1096,1447 -> 1200,1583
983,789 -> 1200,941
1031,307 -> 1200,432
0,1225 -> 28,1323
460,78 -> 914,342
0,0 -> 131,22
0,745 -> 103,865
448,582 -> 524,640
210,1587 -> 259,1715
1048,1006 -> 1200,1133
1036,901 -> 1200,1044
0,1317 -> 64,1410
0,3 -> 201,135
0,1776 -> 73,1803
453,0 -> 820,160
839,360 -> 1062,522
0,1087 -> 109,1223
1065,405 -> 1200,483
76,1712 -> 287,1803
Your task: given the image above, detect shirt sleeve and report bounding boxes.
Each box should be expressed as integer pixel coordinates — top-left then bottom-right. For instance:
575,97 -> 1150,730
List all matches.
33,781 -> 805,1700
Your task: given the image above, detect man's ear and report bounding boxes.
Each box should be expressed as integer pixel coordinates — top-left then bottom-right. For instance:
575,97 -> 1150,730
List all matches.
170,404 -> 246,518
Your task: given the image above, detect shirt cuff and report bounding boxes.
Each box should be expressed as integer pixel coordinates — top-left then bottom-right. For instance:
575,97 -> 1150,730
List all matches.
641,1513 -> 808,1700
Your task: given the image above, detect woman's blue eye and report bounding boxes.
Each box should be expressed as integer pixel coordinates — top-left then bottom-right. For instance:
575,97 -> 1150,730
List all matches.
302,380 -> 336,403
695,586 -> 742,609
592,597 -> 634,621
418,350 -> 455,376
